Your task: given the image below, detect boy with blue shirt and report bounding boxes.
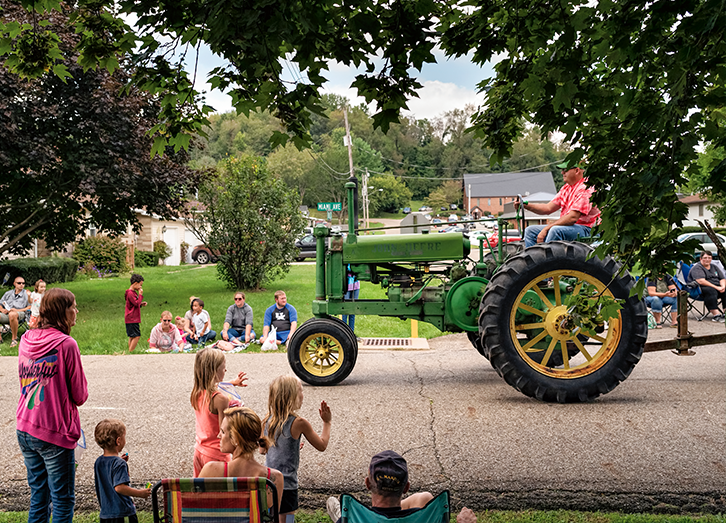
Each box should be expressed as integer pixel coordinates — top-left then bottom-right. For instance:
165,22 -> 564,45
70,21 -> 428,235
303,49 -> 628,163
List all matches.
94,419 -> 150,523
260,290 -> 297,345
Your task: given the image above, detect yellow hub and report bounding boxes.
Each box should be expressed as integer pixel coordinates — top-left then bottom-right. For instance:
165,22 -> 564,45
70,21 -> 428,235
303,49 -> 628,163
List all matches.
299,333 -> 344,377
510,269 -> 622,378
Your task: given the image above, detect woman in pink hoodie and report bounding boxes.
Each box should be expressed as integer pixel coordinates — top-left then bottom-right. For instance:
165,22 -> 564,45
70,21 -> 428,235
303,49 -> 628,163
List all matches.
16,288 -> 88,523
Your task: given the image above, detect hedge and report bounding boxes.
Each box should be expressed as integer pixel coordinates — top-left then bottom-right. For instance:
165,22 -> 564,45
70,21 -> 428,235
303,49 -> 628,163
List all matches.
0,257 -> 79,286
74,236 -> 128,273
135,250 -> 161,268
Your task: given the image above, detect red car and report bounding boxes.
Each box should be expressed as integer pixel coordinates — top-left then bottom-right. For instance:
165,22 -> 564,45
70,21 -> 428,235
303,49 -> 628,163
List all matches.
191,244 -> 219,264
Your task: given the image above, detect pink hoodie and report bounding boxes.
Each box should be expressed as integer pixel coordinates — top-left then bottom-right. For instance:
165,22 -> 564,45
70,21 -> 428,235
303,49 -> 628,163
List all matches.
17,327 -> 88,449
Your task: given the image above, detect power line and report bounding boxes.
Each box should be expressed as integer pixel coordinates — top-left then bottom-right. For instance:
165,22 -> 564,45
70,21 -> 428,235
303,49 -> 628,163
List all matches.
357,161 -> 563,180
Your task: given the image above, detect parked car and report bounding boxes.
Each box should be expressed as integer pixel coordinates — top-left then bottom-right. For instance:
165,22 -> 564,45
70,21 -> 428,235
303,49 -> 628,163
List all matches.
450,203 -> 458,210
430,218 -> 443,230
439,225 -> 467,234
191,244 -> 219,264
418,206 -> 432,212
676,232 -> 725,256
402,207 -> 412,214
448,214 -> 458,222
440,206 -> 448,212
295,234 -> 332,261
483,230 -> 522,248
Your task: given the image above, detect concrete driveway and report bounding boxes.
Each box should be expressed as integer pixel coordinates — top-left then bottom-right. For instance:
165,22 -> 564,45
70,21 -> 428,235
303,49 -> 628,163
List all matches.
1,320 -> 724,514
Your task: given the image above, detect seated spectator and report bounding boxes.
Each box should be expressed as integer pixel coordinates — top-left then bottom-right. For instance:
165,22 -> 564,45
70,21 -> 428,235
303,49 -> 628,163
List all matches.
222,292 -> 256,344
688,251 -> 726,322
1,276 -> 31,347
190,298 -> 217,346
326,450 -> 475,523
149,311 -> 184,352
175,316 -> 187,342
518,159 -> 600,248
182,296 -> 199,341
260,291 -> 297,346
645,274 -> 678,327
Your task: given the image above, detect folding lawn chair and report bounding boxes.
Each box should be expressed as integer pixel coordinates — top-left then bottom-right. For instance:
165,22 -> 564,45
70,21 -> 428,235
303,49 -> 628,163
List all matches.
674,262 -> 710,321
340,490 -> 450,523
152,477 -> 279,523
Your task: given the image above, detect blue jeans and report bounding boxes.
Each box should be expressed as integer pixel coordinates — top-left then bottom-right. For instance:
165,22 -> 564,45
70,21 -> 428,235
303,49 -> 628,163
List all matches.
227,327 -> 255,342
644,295 -> 677,312
342,288 -> 359,332
524,224 -> 592,248
197,330 -> 216,345
17,430 -> 76,523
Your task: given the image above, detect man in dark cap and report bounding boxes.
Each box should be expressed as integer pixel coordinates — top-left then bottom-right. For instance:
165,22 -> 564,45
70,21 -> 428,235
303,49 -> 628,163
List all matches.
326,450 -> 475,522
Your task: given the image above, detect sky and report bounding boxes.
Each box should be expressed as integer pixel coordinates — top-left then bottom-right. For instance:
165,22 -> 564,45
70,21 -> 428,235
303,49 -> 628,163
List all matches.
190,47 -> 496,121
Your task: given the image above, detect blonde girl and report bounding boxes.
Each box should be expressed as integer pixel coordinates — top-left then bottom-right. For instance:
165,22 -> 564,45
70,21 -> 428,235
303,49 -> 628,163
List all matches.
263,376 -> 331,523
27,279 -> 46,328
190,348 -> 248,476
199,407 -> 284,513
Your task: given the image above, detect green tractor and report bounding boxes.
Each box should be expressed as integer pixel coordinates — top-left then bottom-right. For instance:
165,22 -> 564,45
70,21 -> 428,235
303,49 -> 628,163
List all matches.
287,182 -> 647,402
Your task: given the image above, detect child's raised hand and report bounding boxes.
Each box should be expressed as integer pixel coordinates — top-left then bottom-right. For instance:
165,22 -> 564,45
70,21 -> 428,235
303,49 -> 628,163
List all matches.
319,400 -> 331,423
231,372 -> 248,387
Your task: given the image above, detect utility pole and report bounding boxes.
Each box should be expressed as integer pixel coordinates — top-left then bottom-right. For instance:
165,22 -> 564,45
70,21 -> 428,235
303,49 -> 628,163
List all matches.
468,183 -> 471,215
343,107 -> 358,230
363,168 -> 369,230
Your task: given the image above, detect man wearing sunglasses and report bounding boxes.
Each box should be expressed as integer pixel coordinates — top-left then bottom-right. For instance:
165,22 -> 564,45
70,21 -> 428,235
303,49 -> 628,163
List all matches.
222,292 -> 255,345
517,159 -> 600,248
1,276 -> 31,347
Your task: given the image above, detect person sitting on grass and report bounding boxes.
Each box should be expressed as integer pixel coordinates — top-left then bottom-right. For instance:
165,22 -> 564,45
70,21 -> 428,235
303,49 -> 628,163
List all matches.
1,276 -> 31,347
326,450 -> 475,523
222,292 -> 255,345
149,310 -> 185,352
260,291 -> 297,346
190,298 -> 216,346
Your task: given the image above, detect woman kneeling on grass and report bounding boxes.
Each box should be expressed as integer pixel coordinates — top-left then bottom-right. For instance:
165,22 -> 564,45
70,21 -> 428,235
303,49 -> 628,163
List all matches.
16,288 -> 88,523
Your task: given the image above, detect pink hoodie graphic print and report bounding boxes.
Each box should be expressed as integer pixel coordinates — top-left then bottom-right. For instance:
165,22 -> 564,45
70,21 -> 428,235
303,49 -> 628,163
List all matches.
17,327 -> 88,449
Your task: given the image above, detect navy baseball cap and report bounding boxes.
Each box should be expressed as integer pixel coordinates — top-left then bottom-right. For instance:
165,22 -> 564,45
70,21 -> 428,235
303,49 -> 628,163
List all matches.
369,451 -> 408,492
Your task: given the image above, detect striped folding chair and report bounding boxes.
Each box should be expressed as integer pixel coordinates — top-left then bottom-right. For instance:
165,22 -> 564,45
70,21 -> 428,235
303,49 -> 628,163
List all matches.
340,490 -> 450,523
152,477 -> 279,523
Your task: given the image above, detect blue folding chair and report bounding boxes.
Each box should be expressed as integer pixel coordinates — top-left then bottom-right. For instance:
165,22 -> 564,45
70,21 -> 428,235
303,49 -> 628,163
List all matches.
340,491 -> 449,523
674,262 -> 710,321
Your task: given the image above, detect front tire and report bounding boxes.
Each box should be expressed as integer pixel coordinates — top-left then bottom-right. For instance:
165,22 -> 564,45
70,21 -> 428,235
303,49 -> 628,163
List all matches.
287,318 -> 358,386
479,241 -> 647,403
195,251 -> 210,264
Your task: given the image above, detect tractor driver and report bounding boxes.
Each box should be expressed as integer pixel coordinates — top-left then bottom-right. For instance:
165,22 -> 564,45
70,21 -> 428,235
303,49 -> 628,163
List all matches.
517,159 -> 600,247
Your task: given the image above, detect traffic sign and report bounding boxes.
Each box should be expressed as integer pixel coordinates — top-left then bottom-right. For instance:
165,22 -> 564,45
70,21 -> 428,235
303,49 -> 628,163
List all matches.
317,202 -> 342,211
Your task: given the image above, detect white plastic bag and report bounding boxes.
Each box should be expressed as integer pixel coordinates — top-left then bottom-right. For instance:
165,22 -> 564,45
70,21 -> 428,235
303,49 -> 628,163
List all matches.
261,326 -> 277,351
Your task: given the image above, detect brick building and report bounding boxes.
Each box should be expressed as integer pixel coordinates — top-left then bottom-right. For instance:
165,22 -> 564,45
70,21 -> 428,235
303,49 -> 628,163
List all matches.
463,171 -> 557,217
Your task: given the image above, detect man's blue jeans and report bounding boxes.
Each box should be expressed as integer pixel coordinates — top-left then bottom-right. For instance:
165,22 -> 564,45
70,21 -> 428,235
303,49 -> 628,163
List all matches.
524,224 -> 592,248
342,288 -> 359,332
197,330 -> 216,345
17,430 -> 76,523
227,327 -> 256,342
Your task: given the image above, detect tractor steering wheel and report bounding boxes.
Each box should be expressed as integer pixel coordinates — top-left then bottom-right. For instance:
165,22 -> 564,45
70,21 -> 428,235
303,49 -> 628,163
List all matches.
517,193 -> 526,236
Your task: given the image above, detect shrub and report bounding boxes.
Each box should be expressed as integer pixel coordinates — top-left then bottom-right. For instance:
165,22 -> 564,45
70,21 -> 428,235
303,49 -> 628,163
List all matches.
74,236 -> 128,273
77,264 -> 112,278
0,257 -> 79,285
153,240 -> 173,260
180,241 -> 190,264
135,250 -> 161,267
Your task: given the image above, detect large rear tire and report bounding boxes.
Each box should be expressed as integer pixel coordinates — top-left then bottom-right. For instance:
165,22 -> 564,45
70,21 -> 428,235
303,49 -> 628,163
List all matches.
287,318 -> 358,386
479,241 -> 647,402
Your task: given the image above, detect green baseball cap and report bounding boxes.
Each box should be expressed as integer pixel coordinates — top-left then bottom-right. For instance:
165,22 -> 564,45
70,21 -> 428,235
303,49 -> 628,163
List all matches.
556,158 -> 586,169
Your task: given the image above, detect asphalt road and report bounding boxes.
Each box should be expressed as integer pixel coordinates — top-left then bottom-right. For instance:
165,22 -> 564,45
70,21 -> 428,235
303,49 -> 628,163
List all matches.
1,321 -> 724,515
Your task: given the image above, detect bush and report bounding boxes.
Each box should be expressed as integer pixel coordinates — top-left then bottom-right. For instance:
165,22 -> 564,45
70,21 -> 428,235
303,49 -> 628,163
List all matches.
180,241 -> 190,264
0,257 -> 79,285
135,250 -> 161,267
153,240 -> 173,260
74,236 -> 128,273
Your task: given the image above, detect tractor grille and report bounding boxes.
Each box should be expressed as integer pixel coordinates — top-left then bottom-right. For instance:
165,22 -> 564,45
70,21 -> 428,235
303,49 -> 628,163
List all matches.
358,338 -> 430,350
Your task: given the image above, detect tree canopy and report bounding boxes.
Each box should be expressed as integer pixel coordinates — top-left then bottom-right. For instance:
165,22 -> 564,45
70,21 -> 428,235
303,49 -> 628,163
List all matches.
2,0 -> 724,273
0,2 -> 200,258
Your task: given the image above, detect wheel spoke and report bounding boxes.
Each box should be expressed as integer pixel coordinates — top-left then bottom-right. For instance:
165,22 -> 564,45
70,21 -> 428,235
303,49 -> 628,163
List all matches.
590,334 -> 607,344
553,275 -> 561,306
571,336 -> 593,361
521,329 -> 549,351
560,340 -> 570,370
517,303 -> 547,317
515,322 -> 546,331
530,285 -> 553,309
540,336 -> 558,367
572,281 -> 583,296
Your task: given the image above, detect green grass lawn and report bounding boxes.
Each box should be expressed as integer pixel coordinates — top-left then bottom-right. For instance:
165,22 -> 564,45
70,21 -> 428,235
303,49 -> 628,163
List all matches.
0,509 -> 722,523
0,264 -> 443,356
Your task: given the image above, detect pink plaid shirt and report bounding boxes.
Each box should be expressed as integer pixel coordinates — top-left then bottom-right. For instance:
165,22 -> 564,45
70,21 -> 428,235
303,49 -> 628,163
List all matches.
551,178 -> 600,227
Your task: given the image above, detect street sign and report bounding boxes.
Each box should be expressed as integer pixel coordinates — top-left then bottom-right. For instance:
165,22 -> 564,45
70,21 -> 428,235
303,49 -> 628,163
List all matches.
317,202 -> 342,211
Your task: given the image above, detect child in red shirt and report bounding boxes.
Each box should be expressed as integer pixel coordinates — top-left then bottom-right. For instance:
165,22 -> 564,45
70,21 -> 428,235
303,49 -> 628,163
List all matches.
124,274 -> 147,352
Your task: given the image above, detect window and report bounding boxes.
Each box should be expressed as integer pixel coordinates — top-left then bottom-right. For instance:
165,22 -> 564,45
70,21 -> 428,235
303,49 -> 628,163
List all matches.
698,203 -> 704,216
488,198 -> 491,206
499,198 -> 502,205
88,224 -> 97,237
